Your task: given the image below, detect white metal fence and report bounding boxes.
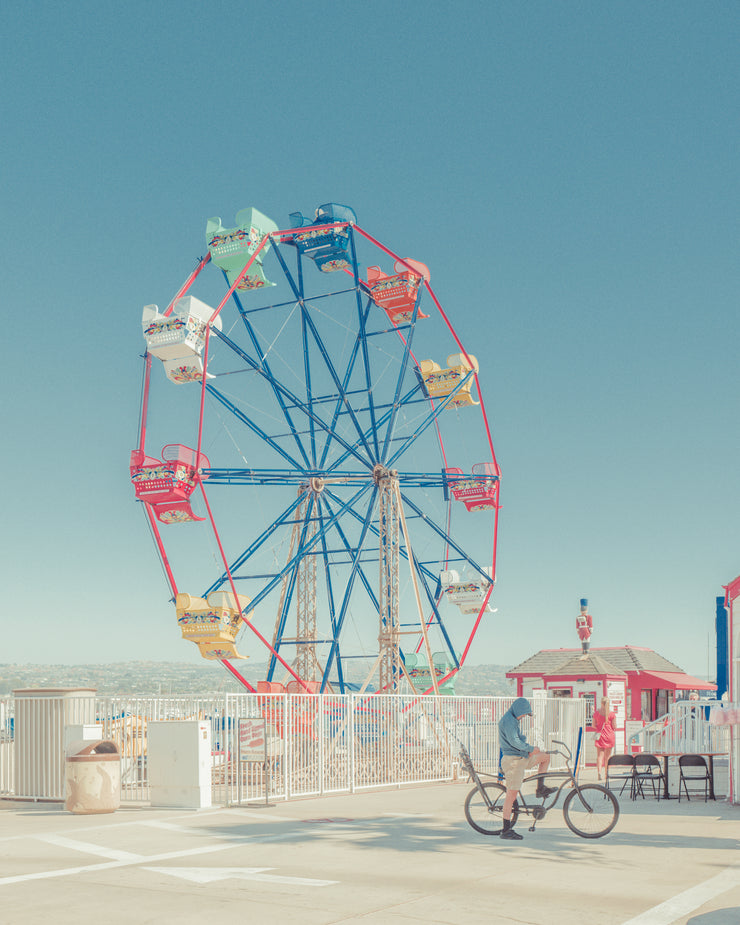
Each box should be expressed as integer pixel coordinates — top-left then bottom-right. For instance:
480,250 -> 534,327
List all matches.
0,692 -> 585,804
627,701 -> 731,755
626,700 -> 735,800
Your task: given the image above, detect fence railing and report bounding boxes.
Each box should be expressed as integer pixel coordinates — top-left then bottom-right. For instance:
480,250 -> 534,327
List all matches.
0,692 -> 585,804
627,701 -> 731,755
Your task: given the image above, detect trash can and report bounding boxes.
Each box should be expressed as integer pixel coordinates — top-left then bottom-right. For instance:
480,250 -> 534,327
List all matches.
65,740 -> 121,814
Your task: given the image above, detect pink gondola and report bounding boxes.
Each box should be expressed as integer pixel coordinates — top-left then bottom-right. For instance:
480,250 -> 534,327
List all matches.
130,444 -> 210,523
445,463 -> 499,511
367,258 -> 430,325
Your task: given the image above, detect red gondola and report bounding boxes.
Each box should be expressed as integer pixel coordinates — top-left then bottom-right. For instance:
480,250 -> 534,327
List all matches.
445,463 -> 499,511
367,258 -> 430,325
130,444 -> 209,523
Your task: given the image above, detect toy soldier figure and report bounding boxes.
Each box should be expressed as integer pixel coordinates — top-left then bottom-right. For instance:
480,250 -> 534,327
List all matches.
576,598 -> 593,656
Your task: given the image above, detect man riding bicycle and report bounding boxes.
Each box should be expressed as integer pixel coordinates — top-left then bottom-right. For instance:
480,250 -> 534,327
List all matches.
498,697 -> 556,840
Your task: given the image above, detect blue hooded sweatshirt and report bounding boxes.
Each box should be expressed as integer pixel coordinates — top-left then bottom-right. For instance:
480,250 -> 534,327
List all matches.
498,697 -> 534,757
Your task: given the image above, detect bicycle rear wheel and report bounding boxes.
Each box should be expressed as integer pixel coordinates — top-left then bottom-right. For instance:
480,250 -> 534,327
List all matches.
464,782 -> 517,836
563,784 -> 619,838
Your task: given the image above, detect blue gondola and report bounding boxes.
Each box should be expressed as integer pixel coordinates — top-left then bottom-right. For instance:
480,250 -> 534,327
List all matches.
287,203 -> 357,272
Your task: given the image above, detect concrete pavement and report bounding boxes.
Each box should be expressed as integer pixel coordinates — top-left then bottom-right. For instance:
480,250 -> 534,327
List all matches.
1,779 -> 738,925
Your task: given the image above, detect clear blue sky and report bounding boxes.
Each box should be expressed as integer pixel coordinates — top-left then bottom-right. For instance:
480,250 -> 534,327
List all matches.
1,1 -> 737,678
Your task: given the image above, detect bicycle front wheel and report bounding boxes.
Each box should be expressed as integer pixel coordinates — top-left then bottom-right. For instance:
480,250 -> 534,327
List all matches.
464,782 -> 516,836
563,784 -> 619,838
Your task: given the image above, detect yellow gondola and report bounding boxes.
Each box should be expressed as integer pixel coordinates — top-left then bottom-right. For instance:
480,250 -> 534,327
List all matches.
417,353 -> 479,408
175,590 -> 252,660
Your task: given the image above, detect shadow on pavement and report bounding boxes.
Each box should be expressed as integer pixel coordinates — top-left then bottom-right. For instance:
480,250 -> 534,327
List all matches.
687,910 -> 740,925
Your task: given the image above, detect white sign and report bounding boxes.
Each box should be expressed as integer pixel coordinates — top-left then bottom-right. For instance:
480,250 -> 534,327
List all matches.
239,718 -> 267,761
625,720 -> 644,750
606,681 -> 626,728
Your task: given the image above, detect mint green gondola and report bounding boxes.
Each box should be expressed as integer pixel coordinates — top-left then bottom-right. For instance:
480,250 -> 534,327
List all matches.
206,207 -> 278,291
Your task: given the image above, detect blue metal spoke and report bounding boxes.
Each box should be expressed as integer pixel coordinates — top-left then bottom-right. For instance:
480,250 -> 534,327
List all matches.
301,309 -> 317,466
327,381 -> 423,474
271,239 -> 374,468
356,291 -> 381,461
317,297 -> 375,470
270,236 -> 303,302
204,492 -> 306,596
322,486 -> 439,586
384,376 -> 475,469
298,299 -> 376,463
208,329 -> 374,471
315,497 -> 345,692
399,490 -> 490,583
379,300 -> 424,461
267,492 -> 315,681
317,492 -> 384,692
201,468 -> 454,489
318,487 -> 380,691
347,229 -> 381,461
224,276 -> 311,470
259,247 -> 318,467
206,385 -> 306,471
214,481 -> 375,621
407,545 -> 460,671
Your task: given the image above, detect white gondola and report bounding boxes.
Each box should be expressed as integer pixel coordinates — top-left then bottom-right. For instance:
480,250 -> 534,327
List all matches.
440,568 -> 494,614
142,296 -> 222,384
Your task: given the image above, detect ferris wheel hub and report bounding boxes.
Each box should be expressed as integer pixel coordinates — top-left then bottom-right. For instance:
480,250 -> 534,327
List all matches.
372,464 -> 398,484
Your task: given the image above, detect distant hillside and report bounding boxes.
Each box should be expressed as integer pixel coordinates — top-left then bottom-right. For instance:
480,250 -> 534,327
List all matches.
453,664 -> 514,696
0,661 -> 515,697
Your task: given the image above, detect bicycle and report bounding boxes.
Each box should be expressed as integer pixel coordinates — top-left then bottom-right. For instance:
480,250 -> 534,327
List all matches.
461,739 -> 619,839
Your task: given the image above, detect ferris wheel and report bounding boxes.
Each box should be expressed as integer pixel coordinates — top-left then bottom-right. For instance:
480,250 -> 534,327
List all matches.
131,203 -> 501,695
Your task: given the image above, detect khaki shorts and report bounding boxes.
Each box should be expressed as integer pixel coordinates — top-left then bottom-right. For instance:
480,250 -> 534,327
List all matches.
501,752 -> 541,791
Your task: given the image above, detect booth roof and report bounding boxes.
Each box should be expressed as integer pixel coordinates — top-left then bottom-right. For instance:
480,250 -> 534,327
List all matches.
508,646 -> 684,677
547,653 -> 627,678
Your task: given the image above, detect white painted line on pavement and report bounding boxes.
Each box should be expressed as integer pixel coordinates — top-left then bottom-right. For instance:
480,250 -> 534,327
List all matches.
33,834 -> 142,861
382,813 -> 433,818
621,868 -> 740,925
144,866 -> 338,886
0,840 -> 248,887
0,828 -> 315,887
214,808 -> 302,822
138,820 -> 222,836
0,808 -> 249,844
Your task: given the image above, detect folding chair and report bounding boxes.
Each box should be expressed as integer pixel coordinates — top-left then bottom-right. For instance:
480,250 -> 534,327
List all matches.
678,754 -> 710,802
605,754 -> 636,799
633,754 -> 666,800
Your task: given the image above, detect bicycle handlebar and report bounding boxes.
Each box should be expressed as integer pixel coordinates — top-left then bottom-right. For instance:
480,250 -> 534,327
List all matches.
547,739 -> 573,761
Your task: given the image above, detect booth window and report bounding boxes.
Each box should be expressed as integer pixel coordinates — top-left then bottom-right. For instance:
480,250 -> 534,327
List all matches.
656,689 -> 673,718
581,692 -> 595,725
641,689 -> 653,722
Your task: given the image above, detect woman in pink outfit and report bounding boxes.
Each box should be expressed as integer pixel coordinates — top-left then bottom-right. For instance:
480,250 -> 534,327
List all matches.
593,697 -> 617,780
